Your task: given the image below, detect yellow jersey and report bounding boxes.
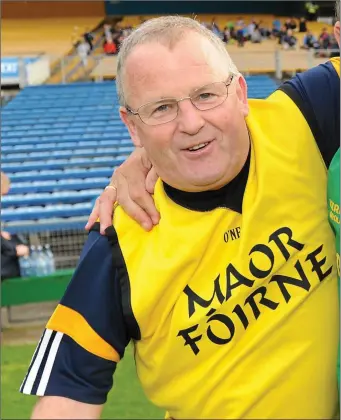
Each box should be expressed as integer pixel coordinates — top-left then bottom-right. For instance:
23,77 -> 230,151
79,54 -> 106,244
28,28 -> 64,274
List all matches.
21,59 -> 340,419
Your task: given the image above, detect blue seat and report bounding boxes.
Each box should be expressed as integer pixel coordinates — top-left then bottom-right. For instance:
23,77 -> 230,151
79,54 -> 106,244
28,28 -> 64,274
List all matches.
8,177 -> 109,194
2,157 -> 124,172
2,202 -> 93,221
2,189 -> 102,207
1,148 -> 130,162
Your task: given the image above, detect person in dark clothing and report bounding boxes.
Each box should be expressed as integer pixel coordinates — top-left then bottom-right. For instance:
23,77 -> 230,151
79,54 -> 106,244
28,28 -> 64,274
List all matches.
299,17 -> 308,32
1,232 -> 29,281
83,28 -> 94,53
1,172 -> 29,281
278,25 -> 288,44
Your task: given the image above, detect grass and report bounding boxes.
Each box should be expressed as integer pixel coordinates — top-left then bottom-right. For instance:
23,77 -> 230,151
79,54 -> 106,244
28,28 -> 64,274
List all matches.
1,343 -> 164,419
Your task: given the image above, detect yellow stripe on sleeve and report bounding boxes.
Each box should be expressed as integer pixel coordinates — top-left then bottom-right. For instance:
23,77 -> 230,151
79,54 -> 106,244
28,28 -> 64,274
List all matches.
46,304 -> 120,363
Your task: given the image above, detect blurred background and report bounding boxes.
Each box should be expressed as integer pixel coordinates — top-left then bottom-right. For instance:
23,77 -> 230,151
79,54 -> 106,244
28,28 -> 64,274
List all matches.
1,1 -> 339,418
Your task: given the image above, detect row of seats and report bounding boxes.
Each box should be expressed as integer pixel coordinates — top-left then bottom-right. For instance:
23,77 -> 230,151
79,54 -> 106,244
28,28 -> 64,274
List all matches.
4,216 -> 89,234
2,121 -> 125,131
2,189 -> 102,207
4,99 -> 117,110
2,131 -> 127,141
6,167 -> 114,182
2,202 -> 93,221
2,157 -> 126,172
2,137 -> 131,146
1,106 -> 116,117
1,115 -> 118,125
2,147 -> 134,162
3,177 -> 110,194
2,140 -> 133,153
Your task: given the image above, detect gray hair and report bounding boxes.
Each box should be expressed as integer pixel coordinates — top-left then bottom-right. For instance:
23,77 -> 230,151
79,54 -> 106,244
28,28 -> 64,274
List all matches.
116,15 -> 239,106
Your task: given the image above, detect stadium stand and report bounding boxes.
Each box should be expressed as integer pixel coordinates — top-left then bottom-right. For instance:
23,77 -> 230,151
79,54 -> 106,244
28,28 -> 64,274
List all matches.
2,17 -> 106,85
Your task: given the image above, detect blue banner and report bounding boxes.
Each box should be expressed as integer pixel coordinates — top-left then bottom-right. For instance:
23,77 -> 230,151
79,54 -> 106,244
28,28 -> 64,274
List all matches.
1,57 -> 38,84
1,57 -> 20,79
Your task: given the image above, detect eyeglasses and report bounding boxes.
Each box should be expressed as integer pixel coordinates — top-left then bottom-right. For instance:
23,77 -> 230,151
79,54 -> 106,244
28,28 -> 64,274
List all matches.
125,75 -> 235,126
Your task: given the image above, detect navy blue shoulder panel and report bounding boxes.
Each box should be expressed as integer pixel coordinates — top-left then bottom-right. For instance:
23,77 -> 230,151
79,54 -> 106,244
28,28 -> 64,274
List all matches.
90,223 -> 141,342
60,224 -> 133,358
277,60 -> 340,167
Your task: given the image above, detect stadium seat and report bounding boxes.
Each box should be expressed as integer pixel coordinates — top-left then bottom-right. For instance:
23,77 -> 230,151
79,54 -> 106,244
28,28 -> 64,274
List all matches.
2,189 -> 102,207
1,203 -> 93,221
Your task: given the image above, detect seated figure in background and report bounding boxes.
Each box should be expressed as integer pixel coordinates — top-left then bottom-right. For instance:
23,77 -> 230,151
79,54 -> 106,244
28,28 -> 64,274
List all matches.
1,172 -> 29,281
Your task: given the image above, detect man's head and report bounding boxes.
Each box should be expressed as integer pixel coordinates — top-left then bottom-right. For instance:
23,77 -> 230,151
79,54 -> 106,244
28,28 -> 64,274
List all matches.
117,16 -> 250,192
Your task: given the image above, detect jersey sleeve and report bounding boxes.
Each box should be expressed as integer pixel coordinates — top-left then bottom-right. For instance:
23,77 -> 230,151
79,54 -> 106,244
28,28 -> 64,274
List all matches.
19,225 -> 130,404
277,58 -> 340,168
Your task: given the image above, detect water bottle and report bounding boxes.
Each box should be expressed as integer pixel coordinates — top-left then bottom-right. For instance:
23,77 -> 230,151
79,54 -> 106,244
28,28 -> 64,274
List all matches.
29,245 -> 39,276
37,245 -> 49,276
19,255 -> 30,278
44,244 -> 56,274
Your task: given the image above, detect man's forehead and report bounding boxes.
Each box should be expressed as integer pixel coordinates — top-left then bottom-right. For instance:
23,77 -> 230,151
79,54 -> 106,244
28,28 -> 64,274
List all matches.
124,35 -> 228,94
126,33 -> 221,64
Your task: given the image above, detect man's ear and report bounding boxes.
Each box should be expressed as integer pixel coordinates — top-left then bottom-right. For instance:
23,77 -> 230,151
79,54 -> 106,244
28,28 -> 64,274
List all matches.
120,106 -> 143,147
235,74 -> 249,117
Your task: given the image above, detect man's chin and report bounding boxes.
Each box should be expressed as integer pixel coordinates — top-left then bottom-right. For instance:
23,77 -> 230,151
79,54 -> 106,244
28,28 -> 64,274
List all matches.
183,173 -> 231,192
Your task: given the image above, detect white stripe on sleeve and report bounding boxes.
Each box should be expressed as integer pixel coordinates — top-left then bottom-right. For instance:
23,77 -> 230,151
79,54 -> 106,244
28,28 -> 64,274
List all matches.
20,331 -> 44,392
21,328 -> 53,394
36,332 -> 64,396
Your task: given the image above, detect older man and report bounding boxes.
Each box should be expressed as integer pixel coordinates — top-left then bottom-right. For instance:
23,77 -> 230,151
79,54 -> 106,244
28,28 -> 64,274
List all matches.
22,16 -> 339,419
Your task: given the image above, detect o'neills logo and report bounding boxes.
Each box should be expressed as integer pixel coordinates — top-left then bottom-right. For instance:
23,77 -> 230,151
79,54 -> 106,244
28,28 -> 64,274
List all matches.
177,227 -> 333,355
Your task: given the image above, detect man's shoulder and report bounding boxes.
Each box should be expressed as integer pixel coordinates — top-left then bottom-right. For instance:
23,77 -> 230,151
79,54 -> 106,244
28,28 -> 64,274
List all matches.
279,58 -> 340,98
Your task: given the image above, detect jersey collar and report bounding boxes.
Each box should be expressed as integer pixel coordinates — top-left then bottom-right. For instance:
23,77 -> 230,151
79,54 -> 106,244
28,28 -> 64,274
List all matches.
163,148 -> 250,214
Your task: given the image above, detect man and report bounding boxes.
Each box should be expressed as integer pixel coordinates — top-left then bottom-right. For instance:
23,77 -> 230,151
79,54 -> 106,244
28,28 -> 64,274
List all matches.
22,16 -> 339,419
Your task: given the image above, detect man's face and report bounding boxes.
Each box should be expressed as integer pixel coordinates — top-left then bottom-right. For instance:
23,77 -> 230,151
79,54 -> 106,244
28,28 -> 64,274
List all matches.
120,32 -> 249,192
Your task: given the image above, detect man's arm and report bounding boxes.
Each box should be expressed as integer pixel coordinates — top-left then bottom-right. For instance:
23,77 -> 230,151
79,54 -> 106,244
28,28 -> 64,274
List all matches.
21,225 -> 131,419
32,396 -> 102,419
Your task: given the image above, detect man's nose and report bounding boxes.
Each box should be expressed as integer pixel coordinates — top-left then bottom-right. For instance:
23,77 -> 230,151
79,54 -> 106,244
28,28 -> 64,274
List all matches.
177,99 -> 205,135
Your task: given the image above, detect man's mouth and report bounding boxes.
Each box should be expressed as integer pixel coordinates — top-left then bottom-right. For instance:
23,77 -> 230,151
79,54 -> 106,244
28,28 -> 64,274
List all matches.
186,141 -> 212,152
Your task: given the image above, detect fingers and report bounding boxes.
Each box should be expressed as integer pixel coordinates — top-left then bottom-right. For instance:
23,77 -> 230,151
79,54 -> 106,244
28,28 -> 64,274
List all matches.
116,172 -> 155,231
85,197 -> 100,231
85,185 -> 117,234
98,186 -> 117,234
86,148 -> 159,234
145,167 -> 158,195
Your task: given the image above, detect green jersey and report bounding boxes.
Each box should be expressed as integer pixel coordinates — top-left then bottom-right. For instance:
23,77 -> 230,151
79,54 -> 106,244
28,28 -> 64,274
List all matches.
328,148 -> 340,385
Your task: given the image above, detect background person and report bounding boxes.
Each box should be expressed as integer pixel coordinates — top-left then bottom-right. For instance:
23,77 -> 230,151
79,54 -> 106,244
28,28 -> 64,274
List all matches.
1,172 -> 29,281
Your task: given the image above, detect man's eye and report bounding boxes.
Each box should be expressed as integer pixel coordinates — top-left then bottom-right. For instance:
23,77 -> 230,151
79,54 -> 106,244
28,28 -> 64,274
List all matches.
154,104 -> 170,113
197,92 -> 218,101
